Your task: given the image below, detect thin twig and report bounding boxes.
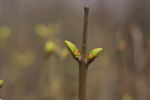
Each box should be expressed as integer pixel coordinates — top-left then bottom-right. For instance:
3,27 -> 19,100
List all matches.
79,6 -> 89,100
81,6 -> 89,61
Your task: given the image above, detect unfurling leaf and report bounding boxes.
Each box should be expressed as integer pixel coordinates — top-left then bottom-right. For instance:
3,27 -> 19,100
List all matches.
0,80 -> 4,88
65,41 -> 81,59
87,48 -> 103,60
44,41 -> 56,55
65,41 -> 78,51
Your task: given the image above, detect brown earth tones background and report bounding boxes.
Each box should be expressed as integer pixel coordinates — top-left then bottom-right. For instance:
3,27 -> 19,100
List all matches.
0,0 -> 150,100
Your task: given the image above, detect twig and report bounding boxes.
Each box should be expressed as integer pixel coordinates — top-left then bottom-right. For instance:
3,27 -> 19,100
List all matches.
65,6 -> 103,100
79,6 -> 89,100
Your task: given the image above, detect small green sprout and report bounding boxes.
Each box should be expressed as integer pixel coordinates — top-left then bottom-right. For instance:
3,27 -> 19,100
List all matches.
65,41 -> 81,59
87,48 -> 103,60
0,80 -> 4,88
44,41 -> 56,55
85,48 -> 103,64
65,41 -> 78,52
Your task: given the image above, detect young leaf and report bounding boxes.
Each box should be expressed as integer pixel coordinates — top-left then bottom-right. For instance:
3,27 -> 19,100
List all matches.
0,80 -> 4,88
87,48 -> 103,60
65,41 -> 78,51
65,40 -> 81,59
44,41 -> 56,55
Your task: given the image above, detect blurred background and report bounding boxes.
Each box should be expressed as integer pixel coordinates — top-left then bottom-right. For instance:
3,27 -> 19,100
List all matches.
0,0 -> 150,100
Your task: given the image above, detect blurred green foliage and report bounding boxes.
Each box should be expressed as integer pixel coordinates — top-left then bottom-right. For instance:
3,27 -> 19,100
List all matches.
0,26 -> 11,48
35,23 -> 61,39
10,51 -> 36,68
59,48 -> 68,59
122,94 -> 134,100
0,80 -> 4,88
44,41 -> 56,55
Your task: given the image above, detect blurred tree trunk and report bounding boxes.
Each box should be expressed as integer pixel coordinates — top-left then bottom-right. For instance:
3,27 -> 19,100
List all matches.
130,23 -> 149,100
115,25 -> 135,100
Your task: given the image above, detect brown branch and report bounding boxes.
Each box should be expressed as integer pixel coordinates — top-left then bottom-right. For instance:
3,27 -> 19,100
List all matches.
81,6 -> 89,61
79,6 -> 89,100
79,63 -> 88,100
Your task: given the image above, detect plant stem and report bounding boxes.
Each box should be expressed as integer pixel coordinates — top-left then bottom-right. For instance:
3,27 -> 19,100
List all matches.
79,6 -> 89,100
79,62 -> 88,100
81,6 -> 89,60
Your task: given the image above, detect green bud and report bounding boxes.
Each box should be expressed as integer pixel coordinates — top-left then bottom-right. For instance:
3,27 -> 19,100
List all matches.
44,41 -> 56,54
0,80 -> 4,88
65,41 -> 78,51
87,48 -> 103,60
65,40 -> 81,59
